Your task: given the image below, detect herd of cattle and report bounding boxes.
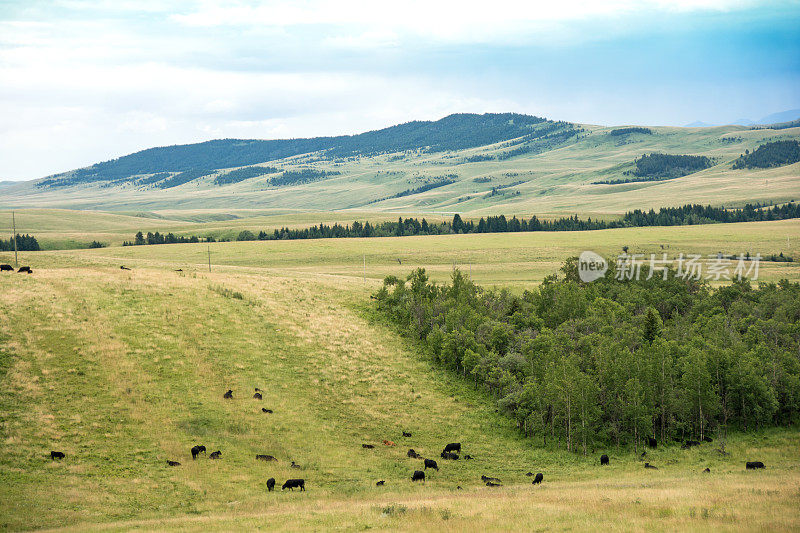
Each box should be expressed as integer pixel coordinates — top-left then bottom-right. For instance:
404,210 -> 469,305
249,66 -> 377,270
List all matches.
1,264 -> 32,273
48,386 -> 769,493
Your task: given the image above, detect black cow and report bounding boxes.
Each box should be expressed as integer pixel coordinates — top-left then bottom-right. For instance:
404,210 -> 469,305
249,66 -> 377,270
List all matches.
120,266 -> 130,271
209,450 -> 222,459
407,448 -> 420,458
266,477 -> 276,491
402,431 -> 412,437
682,440 -> 701,449
703,467 -> 711,473
443,443 -> 461,454
600,454 -> 609,466
290,461 -> 301,469
256,454 -> 277,461
166,460 -> 181,466
644,463 -> 658,470
464,454 -> 474,460
376,480 -> 385,486
262,408 -> 273,413
525,472 -> 534,476
18,266 -> 32,274
485,481 -> 502,487
191,445 -> 206,459
223,390 -> 233,399
532,473 -> 543,485
0,264 -> 13,271
282,479 -> 305,491
481,475 -> 501,484
746,461 -> 765,470
253,392 -> 262,400
412,470 -> 425,482
50,451 -> 65,460
424,459 -> 438,471
440,451 -> 459,460
647,437 -> 657,448
362,444 -> 375,449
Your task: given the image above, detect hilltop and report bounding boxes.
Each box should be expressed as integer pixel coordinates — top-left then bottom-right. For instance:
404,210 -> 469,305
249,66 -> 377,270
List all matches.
1,112 -> 798,216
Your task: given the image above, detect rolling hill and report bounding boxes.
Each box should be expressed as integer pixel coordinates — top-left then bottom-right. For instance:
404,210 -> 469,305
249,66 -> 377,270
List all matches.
1,112 -> 798,216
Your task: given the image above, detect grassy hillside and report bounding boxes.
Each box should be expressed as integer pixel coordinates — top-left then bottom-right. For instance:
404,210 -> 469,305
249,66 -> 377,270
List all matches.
1,239 -> 799,531
1,118 -> 798,216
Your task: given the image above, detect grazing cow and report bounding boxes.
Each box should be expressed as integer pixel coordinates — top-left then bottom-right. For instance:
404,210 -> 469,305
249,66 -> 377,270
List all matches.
532,473 -> 544,485
407,448 -> 419,458
255,387 -> 263,393
402,431 -> 412,437
600,454 -> 609,466
290,461 -> 301,469
256,454 -> 277,461
746,461 -> 765,470
266,477 -> 276,491
424,459 -> 438,471
647,437 -> 657,448
18,266 -> 32,274
120,266 -> 130,270
457,486 -> 463,490
376,480 -> 385,486
440,451 -> 459,460
166,460 -> 181,466
464,454 -> 473,460
682,440 -> 701,449
191,445 -> 206,459
223,390 -> 233,399
412,470 -> 425,482
383,440 -> 395,447
209,450 -> 222,459
0,264 -> 13,271
481,475 -> 501,484
262,408 -> 273,413
703,467 -> 711,473
253,392 -> 262,400
443,443 -> 461,454
525,472 -> 534,477
485,481 -> 502,487
282,479 -> 305,491
644,463 -> 658,470
362,444 -> 375,449
50,451 -> 65,460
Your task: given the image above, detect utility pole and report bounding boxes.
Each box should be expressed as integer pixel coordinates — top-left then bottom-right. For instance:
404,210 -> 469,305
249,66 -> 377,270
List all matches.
12,211 -> 18,267
363,254 -> 366,284
207,246 -> 211,273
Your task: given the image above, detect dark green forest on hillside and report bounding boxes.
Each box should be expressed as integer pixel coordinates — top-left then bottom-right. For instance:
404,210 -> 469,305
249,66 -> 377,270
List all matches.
37,113 -> 557,187
732,140 -> 800,169
0,234 -> 40,252
375,264 -> 800,453
595,153 -> 713,184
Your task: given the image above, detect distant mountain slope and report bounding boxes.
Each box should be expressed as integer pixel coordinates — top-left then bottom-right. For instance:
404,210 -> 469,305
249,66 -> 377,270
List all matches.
41,113 -> 564,187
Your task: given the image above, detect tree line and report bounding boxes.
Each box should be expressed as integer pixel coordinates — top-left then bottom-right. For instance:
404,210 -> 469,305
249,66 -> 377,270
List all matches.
122,202 -> 800,245
0,234 -> 40,252
732,140 -> 800,169
374,263 -> 800,453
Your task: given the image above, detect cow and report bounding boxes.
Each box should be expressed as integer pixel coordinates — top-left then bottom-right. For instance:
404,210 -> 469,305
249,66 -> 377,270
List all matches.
481,475 -> 501,484
0,264 -> 13,271
376,480 -> 385,486
209,450 -> 222,459
262,408 -> 273,413
282,479 -> 305,491
644,463 -> 658,470
255,387 -> 263,393
600,454 -> 609,466
402,431 -> 412,437
424,459 -> 438,471
266,477 -> 276,491
464,454 -> 474,460
383,440 -> 395,447
166,460 -> 181,466
746,461 -> 765,470
647,437 -> 657,448
703,467 -> 711,473
256,454 -> 277,461
17,266 -> 32,274
443,443 -> 461,454
253,392 -> 262,400
525,472 -> 534,476
532,473 -> 543,485
191,445 -> 206,459
120,266 -> 130,270
440,451 -> 459,460
682,440 -> 701,449
412,470 -> 425,482
223,390 -> 233,399
407,448 -> 420,458
485,481 -> 502,487
50,451 -> 65,460
290,461 -> 301,469
362,444 -> 375,449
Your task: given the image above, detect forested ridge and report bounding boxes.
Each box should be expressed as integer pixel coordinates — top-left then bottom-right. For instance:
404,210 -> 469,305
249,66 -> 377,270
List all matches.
374,263 -> 800,453
732,140 -> 800,169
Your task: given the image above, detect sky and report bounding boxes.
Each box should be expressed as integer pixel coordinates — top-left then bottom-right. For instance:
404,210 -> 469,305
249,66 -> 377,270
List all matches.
1,0 -> 799,181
